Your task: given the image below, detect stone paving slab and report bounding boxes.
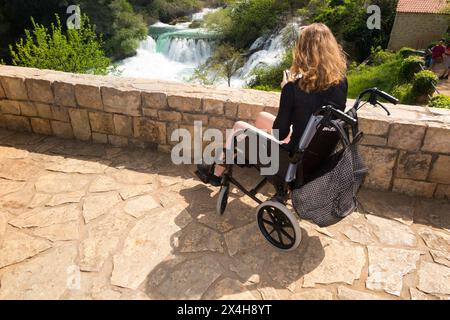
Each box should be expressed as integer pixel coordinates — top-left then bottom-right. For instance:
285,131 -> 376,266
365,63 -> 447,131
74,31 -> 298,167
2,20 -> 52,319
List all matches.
0,129 -> 449,300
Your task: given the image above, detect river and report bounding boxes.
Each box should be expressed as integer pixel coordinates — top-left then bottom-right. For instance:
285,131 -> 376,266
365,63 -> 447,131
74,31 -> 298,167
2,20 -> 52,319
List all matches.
117,8 -> 300,88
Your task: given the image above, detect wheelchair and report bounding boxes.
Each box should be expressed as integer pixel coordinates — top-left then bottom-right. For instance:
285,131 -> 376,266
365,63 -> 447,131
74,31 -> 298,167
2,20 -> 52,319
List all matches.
212,88 -> 398,251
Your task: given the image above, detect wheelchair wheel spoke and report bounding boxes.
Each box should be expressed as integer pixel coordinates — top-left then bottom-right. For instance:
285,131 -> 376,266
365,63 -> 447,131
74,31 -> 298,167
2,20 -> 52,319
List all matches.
276,229 -> 284,246
262,218 -> 274,226
280,228 -> 295,242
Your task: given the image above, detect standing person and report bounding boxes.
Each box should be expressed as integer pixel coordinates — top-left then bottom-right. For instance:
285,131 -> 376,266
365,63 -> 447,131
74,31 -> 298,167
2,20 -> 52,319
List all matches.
196,23 -> 348,186
444,42 -> 450,80
431,39 -> 447,79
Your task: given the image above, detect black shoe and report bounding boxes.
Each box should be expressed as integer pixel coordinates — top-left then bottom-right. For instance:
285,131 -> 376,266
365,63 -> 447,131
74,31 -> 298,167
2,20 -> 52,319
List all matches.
195,164 -> 222,187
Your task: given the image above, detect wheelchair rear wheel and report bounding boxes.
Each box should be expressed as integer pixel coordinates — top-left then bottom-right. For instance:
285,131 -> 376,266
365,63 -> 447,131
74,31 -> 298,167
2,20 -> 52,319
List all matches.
256,201 -> 302,251
216,184 -> 230,215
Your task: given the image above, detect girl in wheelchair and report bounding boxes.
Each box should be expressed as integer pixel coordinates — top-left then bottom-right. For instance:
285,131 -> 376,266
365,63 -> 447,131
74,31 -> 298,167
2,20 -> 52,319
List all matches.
196,23 -> 348,187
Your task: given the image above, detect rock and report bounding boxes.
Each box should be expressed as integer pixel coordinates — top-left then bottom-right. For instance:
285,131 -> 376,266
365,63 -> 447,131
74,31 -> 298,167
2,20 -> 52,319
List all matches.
0,213 -> 6,246
0,229 -> 52,268
102,87 -> 141,116
51,121 -> 74,139
89,176 -> 121,193
88,111 -> 115,135
79,213 -> 132,272
0,180 -> 25,197
35,173 -> 91,193
45,158 -> 110,174
224,222 -> 266,256
291,289 -> 333,300
113,114 -> 133,137
9,204 -> 79,228
33,221 -> 79,241
75,84 -> 103,110
0,146 -> 29,159
359,146 -> 398,190
337,286 -> 383,300
0,184 -> 35,211
119,184 -> 154,200
422,123 -> 450,154
392,178 -> 436,199
47,191 -> 85,206
27,193 -> 52,208
156,256 -> 223,300
178,223 -> 224,253
123,195 -> 160,218
409,288 -> 437,300
417,261 -> 450,295
342,224 -> 375,245
430,250 -> 450,268
366,246 -> 421,296
0,159 -> 40,181
302,241 -> 365,287
111,208 -> 191,290
0,244 -> 77,299
388,121 -> 426,151
203,278 -> 255,300
68,108 -> 91,141
418,227 -> 450,253
106,168 -> 156,185
366,215 -> 416,247
82,192 -> 122,223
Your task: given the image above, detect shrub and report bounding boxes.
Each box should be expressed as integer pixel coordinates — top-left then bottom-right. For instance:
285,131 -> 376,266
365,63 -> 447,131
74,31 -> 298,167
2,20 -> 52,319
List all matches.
399,56 -> 424,82
9,14 -> 111,75
371,47 -> 396,66
429,94 -> 450,109
392,84 -> 414,105
398,47 -> 419,58
248,50 -> 293,90
412,70 -> 438,97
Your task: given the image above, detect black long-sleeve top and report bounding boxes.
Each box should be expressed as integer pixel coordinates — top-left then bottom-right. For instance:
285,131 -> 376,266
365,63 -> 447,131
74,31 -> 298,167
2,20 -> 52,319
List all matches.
273,78 -> 348,152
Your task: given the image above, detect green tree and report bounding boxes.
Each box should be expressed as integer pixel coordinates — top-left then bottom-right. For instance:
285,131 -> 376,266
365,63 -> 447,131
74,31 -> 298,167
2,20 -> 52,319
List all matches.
191,44 -> 244,87
10,14 -> 111,75
105,0 -> 148,59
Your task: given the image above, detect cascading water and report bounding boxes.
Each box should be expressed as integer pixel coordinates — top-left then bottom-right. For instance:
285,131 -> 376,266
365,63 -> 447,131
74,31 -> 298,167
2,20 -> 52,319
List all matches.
117,9 -> 217,82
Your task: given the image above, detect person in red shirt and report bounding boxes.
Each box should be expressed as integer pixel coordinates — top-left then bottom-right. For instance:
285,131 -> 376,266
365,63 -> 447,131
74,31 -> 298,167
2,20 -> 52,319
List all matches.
432,40 -> 446,65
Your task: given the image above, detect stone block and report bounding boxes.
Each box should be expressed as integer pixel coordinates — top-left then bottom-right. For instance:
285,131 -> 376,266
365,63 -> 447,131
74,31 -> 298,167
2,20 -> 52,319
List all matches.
422,124 -> 450,154
143,108 -> 158,118
182,113 -> 208,125
263,106 -> 278,116
209,116 -> 235,129
203,98 -> 224,115
108,135 -> 128,147
35,103 -> 53,119
166,122 -> 179,146
142,92 -> 167,109
360,135 -> 387,147
68,108 -> 91,141
53,81 -> 76,107
429,155 -> 450,184
138,118 -> 166,144
237,103 -> 264,120
0,76 -> 28,100
2,114 -> 31,132
0,81 -> 5,98
393,179 -> 436,198
360,146 -> 398,190
0,100 -> 21,115
92,132 -> 108,144
224,101 -> 238,119
435,184 -> 450,200
113,114 -> 133,137
51,106 -> 70,122
88,111 -> 114,134
359,117 -> 390,136
388,122 -> 426,151
158,110 -> 182,122
167,95 -> 202,112
25,79 -> 54,103
51,121 -> 74,139
19,102 -> 37,117
396,152 -> 432,180
31,118 -> 52,135
75,84 -> 103,110
102,87 -> 141,116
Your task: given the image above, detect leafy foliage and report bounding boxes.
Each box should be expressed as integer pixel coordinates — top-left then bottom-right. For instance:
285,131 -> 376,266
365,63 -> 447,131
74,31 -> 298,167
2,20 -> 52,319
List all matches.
9,14 -> 111,75
412,70 -> 438,97
429,94 -> 450,109
248,50 -> 293,91
399,56 -> 424,82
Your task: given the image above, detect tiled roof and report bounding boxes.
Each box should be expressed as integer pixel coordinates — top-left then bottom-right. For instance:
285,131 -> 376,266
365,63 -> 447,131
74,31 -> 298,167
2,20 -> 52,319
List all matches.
397,0 -> 449,14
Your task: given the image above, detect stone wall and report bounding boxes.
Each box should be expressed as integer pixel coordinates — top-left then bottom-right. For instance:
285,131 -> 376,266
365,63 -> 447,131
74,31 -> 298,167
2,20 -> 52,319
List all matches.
388,12 -> 449,50
0,65 -> 449,200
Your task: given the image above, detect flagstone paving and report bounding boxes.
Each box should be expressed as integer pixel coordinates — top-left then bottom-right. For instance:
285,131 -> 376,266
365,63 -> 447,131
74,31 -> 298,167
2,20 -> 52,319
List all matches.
0,128 -> 449,300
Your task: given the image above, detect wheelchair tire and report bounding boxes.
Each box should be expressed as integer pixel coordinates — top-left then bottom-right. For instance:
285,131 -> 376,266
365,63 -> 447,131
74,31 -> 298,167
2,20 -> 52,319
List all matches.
256,201 -> 302,251
216,184 -> 229,215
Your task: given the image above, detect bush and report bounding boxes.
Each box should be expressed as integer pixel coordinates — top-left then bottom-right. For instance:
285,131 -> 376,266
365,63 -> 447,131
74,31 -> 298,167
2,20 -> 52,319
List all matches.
399,56 -> 424,82
9,14 -> 111,75
412,70 -> 438,97
371,47 -> 397,66
429,94 -> 450,109
398,47 -> 419,58
392,84 -> 414,105
248,50 -> 293,91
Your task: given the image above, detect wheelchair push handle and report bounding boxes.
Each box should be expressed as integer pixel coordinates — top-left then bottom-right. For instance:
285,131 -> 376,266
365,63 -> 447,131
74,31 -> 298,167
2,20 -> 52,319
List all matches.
374,88 -> 399,105
320,105 -> 357,126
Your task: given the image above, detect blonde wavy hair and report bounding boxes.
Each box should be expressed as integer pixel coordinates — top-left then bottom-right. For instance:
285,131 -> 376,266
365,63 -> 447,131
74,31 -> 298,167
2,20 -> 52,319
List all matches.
290,23 -> 347,92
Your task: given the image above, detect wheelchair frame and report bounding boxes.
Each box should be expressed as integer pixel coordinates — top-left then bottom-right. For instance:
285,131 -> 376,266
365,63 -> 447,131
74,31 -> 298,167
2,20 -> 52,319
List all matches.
212,88 -> 398,251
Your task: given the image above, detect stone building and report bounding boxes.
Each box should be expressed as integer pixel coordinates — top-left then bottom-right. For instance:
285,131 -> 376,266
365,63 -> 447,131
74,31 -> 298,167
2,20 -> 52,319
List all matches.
388,0 -> 449,50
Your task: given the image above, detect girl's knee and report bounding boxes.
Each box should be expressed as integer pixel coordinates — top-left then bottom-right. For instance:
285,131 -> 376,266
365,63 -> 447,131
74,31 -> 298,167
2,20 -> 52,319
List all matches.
233,121 -> 250,130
